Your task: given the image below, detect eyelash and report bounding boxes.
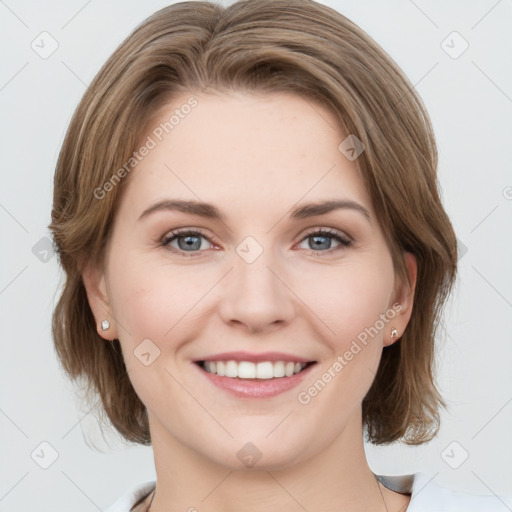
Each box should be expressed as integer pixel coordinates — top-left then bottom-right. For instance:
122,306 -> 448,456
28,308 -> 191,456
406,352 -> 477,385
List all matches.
160,227 -> 353,257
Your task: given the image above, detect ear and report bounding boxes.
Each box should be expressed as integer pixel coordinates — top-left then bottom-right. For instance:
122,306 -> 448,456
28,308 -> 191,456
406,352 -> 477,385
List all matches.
384,251 -> 417,347
81,263 -> 119,341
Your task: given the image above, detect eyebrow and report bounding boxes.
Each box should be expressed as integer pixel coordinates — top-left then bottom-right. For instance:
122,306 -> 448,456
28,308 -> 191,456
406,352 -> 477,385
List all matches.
138,198 -> 371,222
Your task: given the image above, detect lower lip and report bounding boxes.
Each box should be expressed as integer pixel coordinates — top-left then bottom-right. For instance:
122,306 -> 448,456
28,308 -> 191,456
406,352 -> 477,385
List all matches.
196,363 -> 315,398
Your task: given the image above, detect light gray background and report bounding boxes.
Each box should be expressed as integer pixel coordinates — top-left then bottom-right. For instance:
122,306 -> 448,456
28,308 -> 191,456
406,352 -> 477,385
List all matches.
1,0 -> 511,510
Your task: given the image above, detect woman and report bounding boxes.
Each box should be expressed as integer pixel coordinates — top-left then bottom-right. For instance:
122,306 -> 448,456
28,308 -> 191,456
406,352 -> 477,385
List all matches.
49,1 -> 512,511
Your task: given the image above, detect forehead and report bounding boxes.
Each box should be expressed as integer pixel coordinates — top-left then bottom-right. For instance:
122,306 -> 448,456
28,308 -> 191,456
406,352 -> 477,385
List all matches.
118,91 -> 372,220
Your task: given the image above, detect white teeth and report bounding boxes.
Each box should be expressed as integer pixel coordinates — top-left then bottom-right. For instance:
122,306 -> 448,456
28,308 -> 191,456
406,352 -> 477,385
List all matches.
238,361 -> 256,379
256,361 -> 274,379
201,360 -> 308,379
273,361 -> 285,378
225,360 -> 238,377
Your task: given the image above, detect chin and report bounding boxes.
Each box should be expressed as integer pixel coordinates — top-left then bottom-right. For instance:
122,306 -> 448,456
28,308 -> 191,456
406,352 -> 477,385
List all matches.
202,434 -> 310,472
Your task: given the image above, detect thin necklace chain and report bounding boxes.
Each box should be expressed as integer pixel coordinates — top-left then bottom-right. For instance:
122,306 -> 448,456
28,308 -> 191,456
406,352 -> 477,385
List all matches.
147,474 -> 388,512
147,489 -> 155,511
375,473 -> 389,512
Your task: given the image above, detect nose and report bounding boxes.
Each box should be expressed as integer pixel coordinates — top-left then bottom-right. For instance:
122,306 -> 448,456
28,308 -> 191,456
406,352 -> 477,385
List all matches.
218,242 -> 295,334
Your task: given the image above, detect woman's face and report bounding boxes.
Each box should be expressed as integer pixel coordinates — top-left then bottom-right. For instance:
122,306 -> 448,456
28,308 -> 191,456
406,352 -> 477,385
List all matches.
85,91 -> 415,470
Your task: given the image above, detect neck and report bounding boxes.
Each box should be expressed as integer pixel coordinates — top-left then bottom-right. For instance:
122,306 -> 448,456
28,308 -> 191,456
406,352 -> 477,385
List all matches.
147,412 -> 396,512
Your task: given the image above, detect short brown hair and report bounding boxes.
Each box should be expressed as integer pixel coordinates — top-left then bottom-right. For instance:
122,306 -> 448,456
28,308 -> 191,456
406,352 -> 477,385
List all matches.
49,0 -> 457,446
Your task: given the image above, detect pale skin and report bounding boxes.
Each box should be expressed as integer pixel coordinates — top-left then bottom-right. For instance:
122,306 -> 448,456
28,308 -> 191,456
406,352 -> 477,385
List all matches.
83,91 -> 417,512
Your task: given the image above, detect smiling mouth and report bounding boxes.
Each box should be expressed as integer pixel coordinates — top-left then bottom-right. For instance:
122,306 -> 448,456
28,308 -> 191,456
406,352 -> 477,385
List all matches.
196,360 -> 316,379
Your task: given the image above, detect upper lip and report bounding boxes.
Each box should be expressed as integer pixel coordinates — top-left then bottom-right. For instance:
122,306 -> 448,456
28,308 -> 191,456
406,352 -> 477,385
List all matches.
194,351 -> 315,364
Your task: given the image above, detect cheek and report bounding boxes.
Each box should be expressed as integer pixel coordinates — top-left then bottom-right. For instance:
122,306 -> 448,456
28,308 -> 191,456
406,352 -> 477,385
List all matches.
107,253 -> 212,343
294,257 -> 395,345
304,260 -> 395,402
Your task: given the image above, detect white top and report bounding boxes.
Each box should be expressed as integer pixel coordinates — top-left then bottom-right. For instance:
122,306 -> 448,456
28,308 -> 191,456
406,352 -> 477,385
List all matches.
106,471 -> 512,511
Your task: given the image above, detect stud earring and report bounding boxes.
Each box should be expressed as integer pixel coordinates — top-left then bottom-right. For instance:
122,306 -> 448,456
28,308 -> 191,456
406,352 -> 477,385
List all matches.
101,320 -> 110,331
390,328 -> 398,339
